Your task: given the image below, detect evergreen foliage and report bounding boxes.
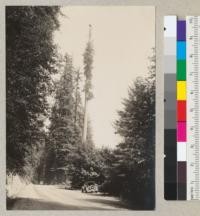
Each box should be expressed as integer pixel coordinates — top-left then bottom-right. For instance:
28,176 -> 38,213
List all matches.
6,6 -> 60,176
6,6 -> 155,209
103,49 -> 155,209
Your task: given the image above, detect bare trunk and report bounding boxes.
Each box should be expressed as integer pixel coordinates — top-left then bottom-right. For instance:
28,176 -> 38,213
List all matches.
82,92 -> 88,145
74,70 -> 80,126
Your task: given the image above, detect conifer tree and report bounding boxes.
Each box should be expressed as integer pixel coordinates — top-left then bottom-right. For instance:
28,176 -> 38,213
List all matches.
6,6 -> 60,176
82,25 -> 94,145
48,54 -> 77,182
112,50 -> 155,209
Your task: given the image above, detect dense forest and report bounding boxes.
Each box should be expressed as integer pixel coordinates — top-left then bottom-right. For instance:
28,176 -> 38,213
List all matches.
6,6 -> 155,209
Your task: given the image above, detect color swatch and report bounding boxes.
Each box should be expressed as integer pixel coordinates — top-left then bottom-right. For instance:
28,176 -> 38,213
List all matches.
165,16 -> 200,201
164,16 -> 177,200
177,20 -> 187,200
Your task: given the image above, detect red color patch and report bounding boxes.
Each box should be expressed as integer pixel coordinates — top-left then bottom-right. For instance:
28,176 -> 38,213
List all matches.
177,100 -> 186,121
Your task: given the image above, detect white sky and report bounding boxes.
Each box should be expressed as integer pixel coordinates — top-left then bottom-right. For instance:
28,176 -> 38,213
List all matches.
53,6 -> 155,148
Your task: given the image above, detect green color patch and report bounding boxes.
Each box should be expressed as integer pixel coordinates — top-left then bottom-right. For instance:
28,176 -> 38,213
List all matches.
177,60 -> 186,80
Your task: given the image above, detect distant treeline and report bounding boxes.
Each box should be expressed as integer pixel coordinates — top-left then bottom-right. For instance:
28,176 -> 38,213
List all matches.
6,6 -> 155,209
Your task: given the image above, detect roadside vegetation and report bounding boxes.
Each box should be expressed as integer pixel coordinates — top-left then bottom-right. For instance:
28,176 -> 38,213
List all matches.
6,6 -> 155,209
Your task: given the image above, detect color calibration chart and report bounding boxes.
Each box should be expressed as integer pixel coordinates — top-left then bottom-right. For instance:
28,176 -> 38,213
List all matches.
164,16 -> 200,200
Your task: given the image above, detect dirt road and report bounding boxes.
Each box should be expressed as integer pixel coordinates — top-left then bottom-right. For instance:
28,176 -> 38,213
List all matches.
9,184 -> 130,210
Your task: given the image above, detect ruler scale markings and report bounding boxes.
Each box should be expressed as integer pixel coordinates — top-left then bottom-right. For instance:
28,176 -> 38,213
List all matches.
187,16 -> 200,200
164,16 -> 200,201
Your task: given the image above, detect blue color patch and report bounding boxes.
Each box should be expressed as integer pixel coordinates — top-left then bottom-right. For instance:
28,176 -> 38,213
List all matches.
177,42 -> 186,60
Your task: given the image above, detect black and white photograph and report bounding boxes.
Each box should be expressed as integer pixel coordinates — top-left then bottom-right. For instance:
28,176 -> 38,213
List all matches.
6,6 -> 155,210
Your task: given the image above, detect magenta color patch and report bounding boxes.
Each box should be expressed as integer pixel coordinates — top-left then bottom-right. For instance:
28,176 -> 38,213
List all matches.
177,122 -> 186,141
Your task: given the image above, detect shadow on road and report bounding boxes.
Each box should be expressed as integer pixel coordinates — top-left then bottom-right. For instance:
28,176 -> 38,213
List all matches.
80,197 -> 131,210
86,192 -> 113,197
7,197 -> 124,210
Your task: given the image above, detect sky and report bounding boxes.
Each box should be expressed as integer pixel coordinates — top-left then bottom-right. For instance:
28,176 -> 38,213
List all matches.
53,6 -> 155,148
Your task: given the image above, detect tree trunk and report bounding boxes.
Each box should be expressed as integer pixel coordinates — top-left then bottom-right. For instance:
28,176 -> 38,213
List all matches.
82,92 -> 88,145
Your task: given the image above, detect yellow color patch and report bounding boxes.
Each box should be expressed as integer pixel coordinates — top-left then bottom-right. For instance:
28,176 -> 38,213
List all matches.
177,81 -> 186,100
